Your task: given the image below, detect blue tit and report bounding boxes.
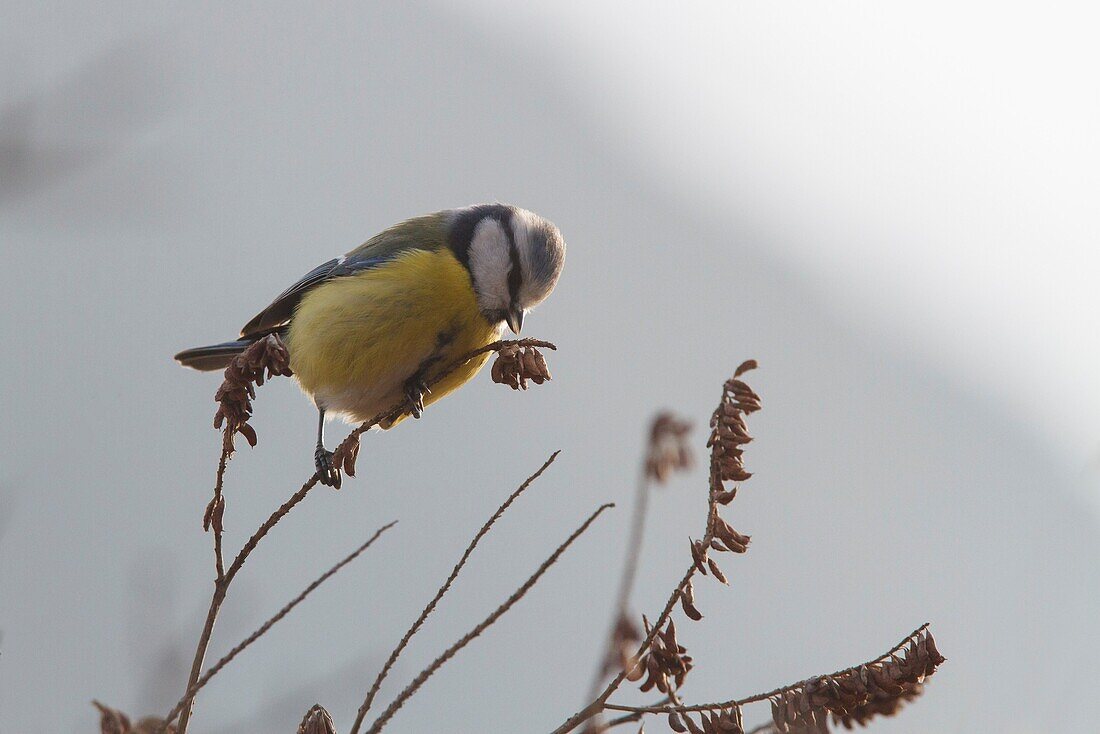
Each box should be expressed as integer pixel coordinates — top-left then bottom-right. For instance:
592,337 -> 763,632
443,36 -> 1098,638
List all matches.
175,204 -> 566,486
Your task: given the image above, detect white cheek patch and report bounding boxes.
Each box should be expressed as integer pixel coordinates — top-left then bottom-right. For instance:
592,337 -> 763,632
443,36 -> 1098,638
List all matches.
468,218 -> 513,312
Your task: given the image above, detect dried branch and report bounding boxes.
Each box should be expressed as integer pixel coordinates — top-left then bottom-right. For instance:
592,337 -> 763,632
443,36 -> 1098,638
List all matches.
552,362 -> 762,734
350,452 -> 561,734
601,624 -> 945,734
365,502 -> 616,734
163,522 -> 397,727
150,349 -> 945,734
172,338 -> 556,734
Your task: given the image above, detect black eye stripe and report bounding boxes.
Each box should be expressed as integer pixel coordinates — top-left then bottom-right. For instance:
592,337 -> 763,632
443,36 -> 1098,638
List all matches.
505,222 -> 522,305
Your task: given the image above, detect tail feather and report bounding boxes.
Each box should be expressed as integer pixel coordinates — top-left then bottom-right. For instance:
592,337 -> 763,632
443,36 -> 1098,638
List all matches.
174,340 -> 251,372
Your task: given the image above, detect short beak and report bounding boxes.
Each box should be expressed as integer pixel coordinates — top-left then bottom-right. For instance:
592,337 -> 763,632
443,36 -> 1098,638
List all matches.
506,307 -> 524,334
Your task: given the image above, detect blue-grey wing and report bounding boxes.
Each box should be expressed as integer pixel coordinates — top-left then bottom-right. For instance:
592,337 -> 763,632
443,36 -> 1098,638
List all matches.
239,213 -> 448,339
239,254 -> 392,338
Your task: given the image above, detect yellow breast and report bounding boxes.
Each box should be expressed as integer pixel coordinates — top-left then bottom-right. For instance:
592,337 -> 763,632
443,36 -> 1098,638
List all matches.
285,248 -> 503,425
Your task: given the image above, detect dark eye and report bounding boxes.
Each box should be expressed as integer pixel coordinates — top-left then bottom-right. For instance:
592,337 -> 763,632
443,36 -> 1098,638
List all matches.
507,241 -> 523,302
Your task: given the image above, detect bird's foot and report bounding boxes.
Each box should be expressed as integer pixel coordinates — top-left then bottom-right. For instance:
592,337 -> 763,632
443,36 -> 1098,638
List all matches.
404,375 -> 432,419
315,446 -> 342,489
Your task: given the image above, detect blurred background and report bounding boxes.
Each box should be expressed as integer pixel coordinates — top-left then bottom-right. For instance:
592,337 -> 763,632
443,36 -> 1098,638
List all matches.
2,2 -> 1098,732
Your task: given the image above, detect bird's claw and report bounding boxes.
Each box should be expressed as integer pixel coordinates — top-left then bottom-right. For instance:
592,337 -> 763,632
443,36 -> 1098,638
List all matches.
404,376 -> 431,419
315,446 -> 342,489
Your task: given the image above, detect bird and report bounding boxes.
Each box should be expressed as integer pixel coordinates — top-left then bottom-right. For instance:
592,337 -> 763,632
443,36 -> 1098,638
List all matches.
175,203 -> 566,487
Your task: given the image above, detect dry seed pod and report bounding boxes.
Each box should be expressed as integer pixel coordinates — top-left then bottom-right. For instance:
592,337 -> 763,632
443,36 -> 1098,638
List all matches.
708,367 -> 761,483
660,618 -> 679,650
716,706 -> 743,734
203,493 -> 225,533
490,344 -> 552,390
707,557 -> 728,585
682,713 -> 705,734
644,412 -> 694,483
715,489 -> 737,505
212,334 -> 294,453
93,702 -> 132,734
635,618 -> 694,694
689,539 -> 709,575
679,581 -> 703,621
713,517 -> 751,553
490,353 -> 508,385
297,704 -> 336,734
605,612 -> 643,678
770,698 -> 786,734
668,712 -> 688,733
332,433 -> 362,478
520,349 -> 547,385
767,627 -> 945,732
734,359 -> 758,377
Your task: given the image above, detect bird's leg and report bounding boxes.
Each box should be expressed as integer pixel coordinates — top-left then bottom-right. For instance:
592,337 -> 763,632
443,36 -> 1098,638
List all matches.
403,371 -> 433,419
402,334 -> 451,420
314,407 -> 341,489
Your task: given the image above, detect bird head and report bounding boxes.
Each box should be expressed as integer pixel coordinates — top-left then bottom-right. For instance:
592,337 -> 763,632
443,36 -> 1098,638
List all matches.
450,204 -> 566,334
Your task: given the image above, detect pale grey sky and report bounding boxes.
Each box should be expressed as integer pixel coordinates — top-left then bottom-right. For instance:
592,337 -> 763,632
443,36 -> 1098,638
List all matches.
1,3 -> 1097,733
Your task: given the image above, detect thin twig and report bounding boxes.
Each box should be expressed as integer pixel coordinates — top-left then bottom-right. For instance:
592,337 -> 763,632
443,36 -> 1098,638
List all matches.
350,452 -> 561,734
177,443 -> 232,733
212,446 -> 230,582
600,624 -> 932,716
603,696 -> 672,730
174,585 -> 226,734
164,522 -> 397,726
365,502 -> 615,734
